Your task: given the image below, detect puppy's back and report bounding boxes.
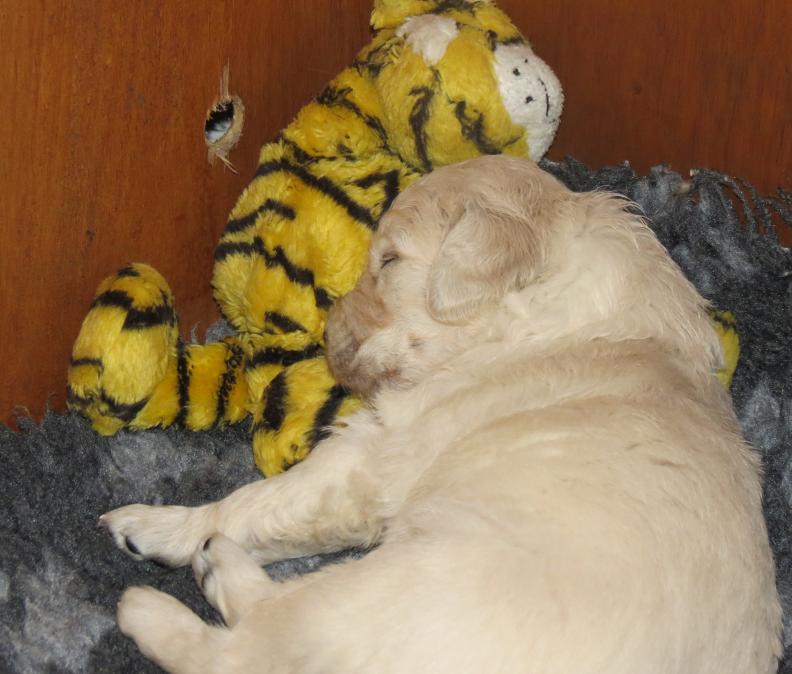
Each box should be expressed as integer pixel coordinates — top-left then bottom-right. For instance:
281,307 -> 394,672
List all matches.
372,335 -> 781,674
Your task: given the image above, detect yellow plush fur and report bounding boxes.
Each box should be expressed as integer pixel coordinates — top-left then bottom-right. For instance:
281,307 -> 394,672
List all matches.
68,0 -> 740,476
69,0 -> 568,475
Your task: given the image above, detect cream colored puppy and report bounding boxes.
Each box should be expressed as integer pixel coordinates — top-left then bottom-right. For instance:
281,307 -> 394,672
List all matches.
101,155 -> 782,674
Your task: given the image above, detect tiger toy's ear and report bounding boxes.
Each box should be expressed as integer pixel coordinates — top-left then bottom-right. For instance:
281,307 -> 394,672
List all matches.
371,0 -> 493,31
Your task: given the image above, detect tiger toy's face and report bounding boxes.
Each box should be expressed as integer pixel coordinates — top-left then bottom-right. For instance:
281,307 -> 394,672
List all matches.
491,42 -> 563,160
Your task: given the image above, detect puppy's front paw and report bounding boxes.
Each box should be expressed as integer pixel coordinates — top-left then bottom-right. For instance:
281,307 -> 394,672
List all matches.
100,503 -> 210,567
118,586 -> 210,669
192,534 -> 271,626
192,536 -> 219,602
117,586 -> 172,640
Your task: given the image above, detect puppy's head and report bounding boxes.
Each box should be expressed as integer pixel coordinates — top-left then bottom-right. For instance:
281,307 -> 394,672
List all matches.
325,155 -> 565,396
326,155 -> 722,398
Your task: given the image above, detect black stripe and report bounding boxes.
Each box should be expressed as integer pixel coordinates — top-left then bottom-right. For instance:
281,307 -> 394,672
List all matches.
214,240 -> 261,262
66,386 -> 92,408
247,343 -> 322,371
253,371 -> 288,433
255,159 -> 285,179
710,311 -> 736,329
353,56 -> 384,79
91,289 -> 175,330
255,158 -> 377,229
408,85 -> 435,172
265,312 -> 307,334
452,100 -> 500,155
69,357 -> 103,370
339,102 -> 389,149
432,0 -> 478,15
116,265 -> 140,278
317,86 -> 390,150
336,143 -> 355,159
215,237 -> 335,309
224,199 -> 296,235
92,289 -> 132,311
316,86 -> 342,106
174,340 -> 190,426
355,170 -> 401,215
280,135 -> 357,165
279,135 -> 320,164
353,38 -> 397,78
67,383 -> 149,423
270,245 -> 315,286
215,342 -> 245,423
122,303 -> 176,330
309,385 -> 350,447
486,30 -> 498,51
99,390 -> 148,423
486,30 -> 526,51
314,287 -> 332,310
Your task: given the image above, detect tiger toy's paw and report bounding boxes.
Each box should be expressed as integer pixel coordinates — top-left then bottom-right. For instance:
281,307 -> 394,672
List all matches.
68,263 -> 180,434
248,353 -> 359,476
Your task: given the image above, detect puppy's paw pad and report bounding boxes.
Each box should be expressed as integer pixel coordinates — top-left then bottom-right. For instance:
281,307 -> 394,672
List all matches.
193,537 -> 216,594
99,505 -> 156,560
123,536 -> 142,556
100,504 -> 199,566
193,534 -> 240,569
191,535 -> 247,606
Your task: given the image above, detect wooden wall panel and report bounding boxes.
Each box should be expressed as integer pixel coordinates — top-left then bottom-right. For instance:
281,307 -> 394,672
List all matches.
0,0 -> 371,427
500,0 -> 792,195
2,0 -> 790,426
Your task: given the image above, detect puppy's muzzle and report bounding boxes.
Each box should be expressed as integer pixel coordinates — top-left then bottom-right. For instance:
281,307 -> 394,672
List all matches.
325,274 -> 391,397
325,301 -> 363,392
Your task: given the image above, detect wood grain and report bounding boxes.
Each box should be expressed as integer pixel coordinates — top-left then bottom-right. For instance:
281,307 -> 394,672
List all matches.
0,0 -> 371,426
1,0 -> 790,426
501,0 -> 792,195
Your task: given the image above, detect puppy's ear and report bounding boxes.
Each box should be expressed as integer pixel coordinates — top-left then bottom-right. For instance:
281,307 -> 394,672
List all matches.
426,196 -> 540,324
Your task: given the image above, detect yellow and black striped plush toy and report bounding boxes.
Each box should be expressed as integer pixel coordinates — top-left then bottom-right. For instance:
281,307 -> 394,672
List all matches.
68,0 -> 568,475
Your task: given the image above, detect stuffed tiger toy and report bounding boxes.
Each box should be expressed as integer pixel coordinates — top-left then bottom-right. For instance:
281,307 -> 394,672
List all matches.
68,1 -> 742,476
68,0 -> 566,475
68,0 -> 742,476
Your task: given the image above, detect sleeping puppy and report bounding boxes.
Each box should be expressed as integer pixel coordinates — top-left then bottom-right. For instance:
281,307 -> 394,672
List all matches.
100,155 -> 782,674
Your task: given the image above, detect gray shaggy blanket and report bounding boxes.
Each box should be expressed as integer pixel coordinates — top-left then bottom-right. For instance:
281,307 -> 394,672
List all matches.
1,157 -> 790,673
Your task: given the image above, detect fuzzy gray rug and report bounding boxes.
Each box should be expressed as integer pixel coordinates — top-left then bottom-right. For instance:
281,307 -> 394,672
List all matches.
1,157 -> 790,673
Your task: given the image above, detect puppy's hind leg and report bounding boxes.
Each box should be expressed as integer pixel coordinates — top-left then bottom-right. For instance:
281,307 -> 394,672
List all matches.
117,586 -> 227,674
192,534 -> 314,627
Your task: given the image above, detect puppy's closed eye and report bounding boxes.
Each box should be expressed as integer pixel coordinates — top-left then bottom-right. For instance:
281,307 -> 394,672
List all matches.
380,252 -> 400,269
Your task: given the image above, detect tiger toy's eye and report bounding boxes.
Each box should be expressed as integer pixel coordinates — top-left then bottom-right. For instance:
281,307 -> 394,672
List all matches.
380,252 -> 400,269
